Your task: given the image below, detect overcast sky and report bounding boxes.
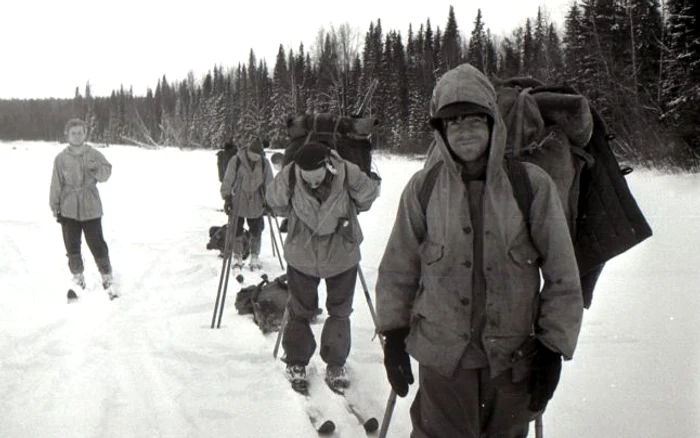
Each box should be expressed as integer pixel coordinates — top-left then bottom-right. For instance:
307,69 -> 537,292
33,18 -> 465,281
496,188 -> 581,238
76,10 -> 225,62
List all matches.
1,0 -> 572,100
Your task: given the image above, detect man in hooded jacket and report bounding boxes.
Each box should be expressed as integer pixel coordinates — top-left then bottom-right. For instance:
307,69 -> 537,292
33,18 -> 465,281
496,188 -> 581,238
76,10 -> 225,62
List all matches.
375,63 -> 583,437
266,142 -> 380,392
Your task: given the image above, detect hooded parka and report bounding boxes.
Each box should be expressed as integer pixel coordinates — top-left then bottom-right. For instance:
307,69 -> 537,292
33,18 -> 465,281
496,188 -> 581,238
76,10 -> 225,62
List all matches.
220,149 -> 274,219
376,63 -> 584,379
49,144 -> 112,221
266,151 -> 380,279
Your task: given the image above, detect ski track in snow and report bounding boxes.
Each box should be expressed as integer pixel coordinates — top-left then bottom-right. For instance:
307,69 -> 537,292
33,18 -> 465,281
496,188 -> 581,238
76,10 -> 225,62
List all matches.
1,142 -> 699,437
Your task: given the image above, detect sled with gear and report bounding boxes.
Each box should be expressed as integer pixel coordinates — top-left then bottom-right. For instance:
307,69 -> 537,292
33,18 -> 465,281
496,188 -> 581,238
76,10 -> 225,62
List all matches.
206,225 -> 251,260
422,76 -> 653,309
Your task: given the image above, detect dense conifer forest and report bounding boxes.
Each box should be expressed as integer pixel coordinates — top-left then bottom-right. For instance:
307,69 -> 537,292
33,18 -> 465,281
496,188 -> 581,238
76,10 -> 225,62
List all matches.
1,2 -> 698,170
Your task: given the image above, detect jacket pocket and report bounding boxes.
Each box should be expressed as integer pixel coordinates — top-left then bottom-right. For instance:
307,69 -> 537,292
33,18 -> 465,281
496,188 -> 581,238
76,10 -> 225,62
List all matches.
336,217 -> 355,243
508,241 -> 540,268
419,241 -> 444,266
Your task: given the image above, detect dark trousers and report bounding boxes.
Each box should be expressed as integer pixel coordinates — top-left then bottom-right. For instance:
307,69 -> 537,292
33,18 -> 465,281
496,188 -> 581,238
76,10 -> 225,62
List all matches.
410,365 -> 533,438
234,216 -> 264,255
60,217 -> 111,274
282,265 -> 357,367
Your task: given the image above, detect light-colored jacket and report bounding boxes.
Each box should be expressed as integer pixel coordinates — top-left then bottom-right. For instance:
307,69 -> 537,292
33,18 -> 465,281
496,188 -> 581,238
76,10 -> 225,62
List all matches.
220,151 -> 274,218
266,151 -> 380,278
49,144 -> 112,221
375,63 -> 583,378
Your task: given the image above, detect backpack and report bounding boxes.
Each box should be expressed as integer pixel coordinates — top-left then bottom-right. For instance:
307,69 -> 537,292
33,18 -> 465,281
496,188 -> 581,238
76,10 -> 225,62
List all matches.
284,113 -> 377,176
234,274 -> 289,334
421,78 -> 652,308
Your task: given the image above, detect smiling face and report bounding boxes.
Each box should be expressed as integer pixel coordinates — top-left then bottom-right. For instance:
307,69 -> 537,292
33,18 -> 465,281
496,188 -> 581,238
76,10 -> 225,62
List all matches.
300,167 -> 327,189
66,125 -> 87,146
443,114 -> 490,163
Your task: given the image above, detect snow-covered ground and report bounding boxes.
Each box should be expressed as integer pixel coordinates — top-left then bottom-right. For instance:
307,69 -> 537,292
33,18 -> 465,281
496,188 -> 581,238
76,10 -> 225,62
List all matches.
0,141 -> 697,438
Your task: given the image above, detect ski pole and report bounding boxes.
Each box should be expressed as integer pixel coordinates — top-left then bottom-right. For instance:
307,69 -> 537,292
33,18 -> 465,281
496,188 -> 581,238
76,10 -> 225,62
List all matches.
211,254 -> 231,328
356,265 -> 400,438
211,176 -> 242,328
378,391 -> 397,438
273,306 -> 289,359
357,266 -> 380,334
267,214 -> 285,270
268,217 -> 276,258
535,414 -> 543,438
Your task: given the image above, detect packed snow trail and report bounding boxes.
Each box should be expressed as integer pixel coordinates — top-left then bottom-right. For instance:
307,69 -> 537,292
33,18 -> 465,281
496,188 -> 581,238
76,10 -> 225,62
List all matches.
1,143 -> 698,437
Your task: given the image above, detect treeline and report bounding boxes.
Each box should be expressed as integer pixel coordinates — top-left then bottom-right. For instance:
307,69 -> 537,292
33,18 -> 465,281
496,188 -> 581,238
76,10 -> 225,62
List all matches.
1,1 -> 698,171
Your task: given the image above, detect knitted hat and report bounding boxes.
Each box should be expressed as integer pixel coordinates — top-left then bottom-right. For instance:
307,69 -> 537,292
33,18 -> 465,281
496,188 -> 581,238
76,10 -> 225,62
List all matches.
429,102 -> 492,130
294,142 -> 330,171
248,139 -> 265,155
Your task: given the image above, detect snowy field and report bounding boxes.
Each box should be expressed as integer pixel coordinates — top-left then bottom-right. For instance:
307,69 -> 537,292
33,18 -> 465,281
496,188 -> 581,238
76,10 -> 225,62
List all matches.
0,141 -> 698,438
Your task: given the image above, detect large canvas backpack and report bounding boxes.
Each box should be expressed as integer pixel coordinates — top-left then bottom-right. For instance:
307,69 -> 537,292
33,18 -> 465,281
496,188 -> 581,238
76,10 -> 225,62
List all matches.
283,113 -> 377,177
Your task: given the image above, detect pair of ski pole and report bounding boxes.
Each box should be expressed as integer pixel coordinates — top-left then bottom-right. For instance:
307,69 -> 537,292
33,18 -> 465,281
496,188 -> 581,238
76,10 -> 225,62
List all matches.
267,214 -> 285,270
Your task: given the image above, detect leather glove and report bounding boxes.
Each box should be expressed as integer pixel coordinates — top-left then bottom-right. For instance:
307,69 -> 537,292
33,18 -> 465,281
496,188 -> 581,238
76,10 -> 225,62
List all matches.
383,327 -> 414,397
527,340 -> 563,412
224,196 -> 233,215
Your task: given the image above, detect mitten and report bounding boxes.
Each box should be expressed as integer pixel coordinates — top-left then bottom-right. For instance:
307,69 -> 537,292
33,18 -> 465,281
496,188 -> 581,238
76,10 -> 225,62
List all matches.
383,327 -> 414,397
527,340 -> 563,412
224,196 -> 233,215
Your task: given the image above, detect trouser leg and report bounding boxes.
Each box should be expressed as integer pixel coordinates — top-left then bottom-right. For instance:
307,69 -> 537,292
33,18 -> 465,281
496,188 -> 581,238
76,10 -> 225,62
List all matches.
319,265 -> 357,366
409,366 -> 532,438
61,218 -> 84,274
480,368 -> 532,437
247,216 -> 264,255
82,218 -> 111,274
233,217 -> 245,256
282,265 -> 320,365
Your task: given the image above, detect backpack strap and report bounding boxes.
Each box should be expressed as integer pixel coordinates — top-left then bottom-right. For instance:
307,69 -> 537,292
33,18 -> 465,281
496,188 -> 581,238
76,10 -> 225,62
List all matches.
418,160 -> 444,213
503,157 -> 534,229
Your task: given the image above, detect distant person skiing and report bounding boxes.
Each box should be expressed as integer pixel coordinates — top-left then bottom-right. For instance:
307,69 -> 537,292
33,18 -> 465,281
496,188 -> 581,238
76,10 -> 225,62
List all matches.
266,142 -> 381,393
220,138 -> 273,271
50,118 -> 115,299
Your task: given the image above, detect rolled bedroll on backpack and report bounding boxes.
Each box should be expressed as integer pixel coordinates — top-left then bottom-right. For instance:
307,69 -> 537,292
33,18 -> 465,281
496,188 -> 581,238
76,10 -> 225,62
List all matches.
285,113 -> 378,177
493,77 -> 653,308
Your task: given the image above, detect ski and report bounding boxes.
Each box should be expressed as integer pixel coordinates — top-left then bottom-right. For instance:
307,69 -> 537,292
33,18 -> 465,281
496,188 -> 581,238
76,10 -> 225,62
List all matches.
106,287 -> 119,300
290,383 -> 336,435
286,366 -> 336,435
325,379 -> 379,433
231,264 -> 245,284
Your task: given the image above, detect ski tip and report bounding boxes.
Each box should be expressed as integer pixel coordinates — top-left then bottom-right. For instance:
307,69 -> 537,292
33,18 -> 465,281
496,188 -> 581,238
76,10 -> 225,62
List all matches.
364,418 -> 379,433
317,420 -> 335,435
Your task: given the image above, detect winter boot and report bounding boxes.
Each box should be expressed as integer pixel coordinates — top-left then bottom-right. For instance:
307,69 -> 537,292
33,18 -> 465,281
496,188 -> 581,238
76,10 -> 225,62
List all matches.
72,272 -> 86,289
101,273 -> 113,290
325,365 -> 350,394
232,254 -> 244,270
286,363 -> 308,394
249,253 -> 262,271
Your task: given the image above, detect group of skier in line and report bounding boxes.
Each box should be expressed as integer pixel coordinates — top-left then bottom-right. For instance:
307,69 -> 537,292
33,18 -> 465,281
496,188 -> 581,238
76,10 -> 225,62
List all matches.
51,62 -> 583,437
